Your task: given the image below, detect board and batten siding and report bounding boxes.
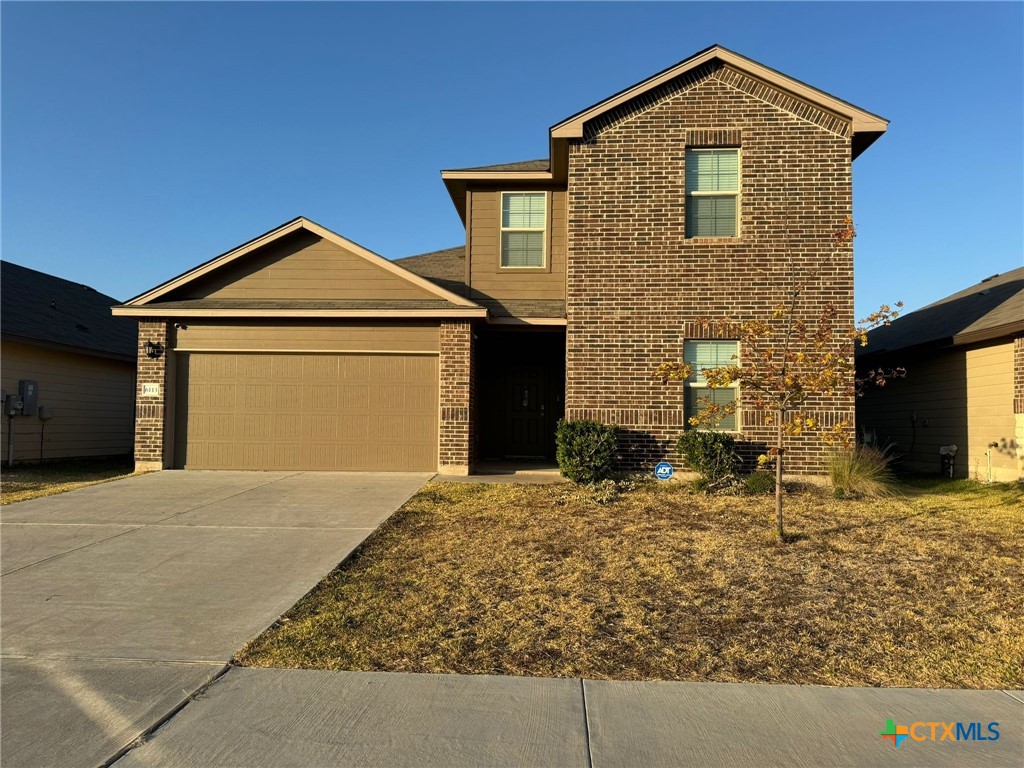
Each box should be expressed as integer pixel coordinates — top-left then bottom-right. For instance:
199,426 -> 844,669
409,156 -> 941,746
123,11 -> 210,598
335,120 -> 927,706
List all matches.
858,341 -> 1019,481
164,230 -> 438,302
468,187 -> 566,303
1,340 -> 135,462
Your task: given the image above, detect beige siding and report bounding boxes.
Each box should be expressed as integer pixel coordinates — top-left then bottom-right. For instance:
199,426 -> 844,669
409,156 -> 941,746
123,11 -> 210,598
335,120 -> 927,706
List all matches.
858,341 -> 1018,481
1,340 -> 135,462
166,230 -> 437,301
175,352 -> 438,471
965,343 -> 1017,480
173,321 -> 440,353
468,187 -> 566,302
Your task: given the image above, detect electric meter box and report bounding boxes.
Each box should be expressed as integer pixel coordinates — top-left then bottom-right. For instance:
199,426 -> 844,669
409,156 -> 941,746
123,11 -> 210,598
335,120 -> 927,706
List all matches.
18,380 -> 38,416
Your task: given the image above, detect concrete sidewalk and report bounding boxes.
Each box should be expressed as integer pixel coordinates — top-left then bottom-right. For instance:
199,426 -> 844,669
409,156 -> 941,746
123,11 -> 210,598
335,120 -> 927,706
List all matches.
116,668 -> 1022,767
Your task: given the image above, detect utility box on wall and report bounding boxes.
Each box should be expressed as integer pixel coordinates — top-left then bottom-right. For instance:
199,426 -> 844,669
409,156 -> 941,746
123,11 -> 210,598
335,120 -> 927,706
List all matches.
18,380 -> 38,416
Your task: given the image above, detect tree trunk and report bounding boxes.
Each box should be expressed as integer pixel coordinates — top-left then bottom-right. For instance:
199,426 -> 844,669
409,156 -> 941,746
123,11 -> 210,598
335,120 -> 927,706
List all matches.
775,415 -> 784,539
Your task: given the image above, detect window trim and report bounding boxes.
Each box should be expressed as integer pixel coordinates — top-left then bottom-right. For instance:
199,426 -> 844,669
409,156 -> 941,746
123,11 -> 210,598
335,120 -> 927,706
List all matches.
683,339 -> 741,433
684,147 -> 741,240
499,190 -> 549,270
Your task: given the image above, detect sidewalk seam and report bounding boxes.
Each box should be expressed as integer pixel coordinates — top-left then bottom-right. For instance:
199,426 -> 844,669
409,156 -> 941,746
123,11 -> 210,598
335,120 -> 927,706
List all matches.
102,662 -> 232,767
1000,689 -> 1024,705
580,678 -> 595,768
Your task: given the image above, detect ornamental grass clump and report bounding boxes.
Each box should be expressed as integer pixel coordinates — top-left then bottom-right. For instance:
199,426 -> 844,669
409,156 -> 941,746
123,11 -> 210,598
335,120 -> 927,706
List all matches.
828,444 -> 899,498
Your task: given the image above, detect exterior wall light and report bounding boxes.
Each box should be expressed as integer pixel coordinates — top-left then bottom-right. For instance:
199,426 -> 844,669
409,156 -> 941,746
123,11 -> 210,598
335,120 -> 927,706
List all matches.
144,340 -> 164,359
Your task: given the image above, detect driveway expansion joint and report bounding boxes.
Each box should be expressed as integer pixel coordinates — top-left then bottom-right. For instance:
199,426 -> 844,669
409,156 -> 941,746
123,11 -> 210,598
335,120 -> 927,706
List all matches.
102,663 -> 232,768
580,678 -> 595,768
1,471 -> 306,576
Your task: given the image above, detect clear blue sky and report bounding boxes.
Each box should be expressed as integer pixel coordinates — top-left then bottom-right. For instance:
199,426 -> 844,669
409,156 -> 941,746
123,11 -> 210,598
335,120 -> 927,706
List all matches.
3,2 -> 1022,320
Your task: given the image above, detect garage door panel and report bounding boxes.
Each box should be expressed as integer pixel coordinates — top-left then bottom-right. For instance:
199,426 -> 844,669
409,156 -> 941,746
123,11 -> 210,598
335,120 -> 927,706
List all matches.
272,443 -> 303,469
339,385 -> 370,410
304,356 -> 340,380
307,444 -> 340,470
339,356 -> 370,380
240,414 -> 272,439
272,384 -> 304,411
307,415 -> 339,439
178,353 -> 438,471
337,414 -> 369,438
272,413 -> 303,439
309,385 -> 339,410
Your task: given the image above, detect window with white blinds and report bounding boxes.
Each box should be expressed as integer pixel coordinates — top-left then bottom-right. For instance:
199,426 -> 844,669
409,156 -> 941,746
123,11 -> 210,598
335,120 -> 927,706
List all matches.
683,339 -> 739,431
500,192 -> 547,267
685,149 -> 739,238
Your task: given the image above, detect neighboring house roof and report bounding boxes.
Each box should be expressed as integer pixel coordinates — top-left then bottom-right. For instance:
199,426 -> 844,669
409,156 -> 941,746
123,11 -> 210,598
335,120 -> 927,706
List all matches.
861,266 -> 1024,357
114,217 -> 484,319
393,246 -> 468,296
1,260 -> 136,361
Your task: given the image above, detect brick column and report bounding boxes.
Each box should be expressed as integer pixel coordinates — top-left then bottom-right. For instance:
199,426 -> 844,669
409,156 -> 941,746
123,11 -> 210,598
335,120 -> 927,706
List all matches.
135,321 -> 170,472
438,320 -> 474,475
1014,335 -> 1024,480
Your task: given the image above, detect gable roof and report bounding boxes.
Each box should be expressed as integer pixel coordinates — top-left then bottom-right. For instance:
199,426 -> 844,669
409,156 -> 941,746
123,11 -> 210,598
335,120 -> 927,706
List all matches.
393,246 -> 467,296
1,261 -> 136,360
861,266 -> 1024,357
441,45 -> 888,221
114,217 -> 483,318
442,159 -> 550,174
551,44 -> 888,156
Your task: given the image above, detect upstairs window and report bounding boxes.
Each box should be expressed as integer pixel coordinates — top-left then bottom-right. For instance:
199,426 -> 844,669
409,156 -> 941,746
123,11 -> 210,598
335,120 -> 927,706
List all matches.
685,149 -> 739,238
683,339 -> 739,431
500,192 -> 547,268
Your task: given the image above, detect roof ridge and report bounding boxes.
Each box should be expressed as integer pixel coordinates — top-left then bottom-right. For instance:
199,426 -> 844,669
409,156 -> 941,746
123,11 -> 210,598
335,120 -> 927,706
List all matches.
1,260 -> 120,303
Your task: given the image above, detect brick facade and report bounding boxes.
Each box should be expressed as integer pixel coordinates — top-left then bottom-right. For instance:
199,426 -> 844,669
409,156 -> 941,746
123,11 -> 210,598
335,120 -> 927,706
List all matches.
134,320 -> 170,471
1014,335 -> 1024,416
439,320 -> 474,474
565,62 -> 854,474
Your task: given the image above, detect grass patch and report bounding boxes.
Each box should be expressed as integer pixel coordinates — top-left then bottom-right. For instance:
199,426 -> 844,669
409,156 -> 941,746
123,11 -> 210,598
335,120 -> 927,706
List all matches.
236,477 -> 1024,688
1,457 -> 136,505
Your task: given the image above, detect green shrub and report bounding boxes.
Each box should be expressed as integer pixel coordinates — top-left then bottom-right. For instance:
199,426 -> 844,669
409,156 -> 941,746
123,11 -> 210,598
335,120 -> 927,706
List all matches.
691,476 -> 714,495
677,430 -> 740,484
828,444 -> 899,498
743,471 -> 776,495
555,419 -> 618,485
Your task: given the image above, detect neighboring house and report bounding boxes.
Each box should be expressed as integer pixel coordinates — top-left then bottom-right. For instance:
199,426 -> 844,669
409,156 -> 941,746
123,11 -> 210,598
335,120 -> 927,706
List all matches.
1,261 -> 137,463
857,268 -> 1024,482
113,45 -> 888,475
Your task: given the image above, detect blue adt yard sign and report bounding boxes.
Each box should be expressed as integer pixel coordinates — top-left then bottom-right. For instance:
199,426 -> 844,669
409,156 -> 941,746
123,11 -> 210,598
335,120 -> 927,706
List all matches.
654,461 -> 674,480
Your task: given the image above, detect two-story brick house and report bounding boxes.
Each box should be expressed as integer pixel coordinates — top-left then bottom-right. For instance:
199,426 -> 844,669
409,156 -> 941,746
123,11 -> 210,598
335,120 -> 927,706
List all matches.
114,45 -> 887,475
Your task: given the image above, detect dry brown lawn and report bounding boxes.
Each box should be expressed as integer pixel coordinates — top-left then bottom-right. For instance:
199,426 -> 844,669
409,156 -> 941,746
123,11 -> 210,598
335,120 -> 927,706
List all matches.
1,457 -> 135,505
236,477 -> 1023,688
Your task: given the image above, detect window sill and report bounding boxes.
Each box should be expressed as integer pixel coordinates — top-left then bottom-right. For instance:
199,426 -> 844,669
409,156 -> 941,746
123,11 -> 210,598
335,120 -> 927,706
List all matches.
683,237 -> 744,245
498,265 -> 550,274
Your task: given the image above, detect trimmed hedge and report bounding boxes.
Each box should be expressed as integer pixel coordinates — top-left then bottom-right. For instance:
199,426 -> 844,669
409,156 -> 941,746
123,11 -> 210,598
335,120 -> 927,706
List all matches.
677,430 -> 740,484
555,419 -> 618,485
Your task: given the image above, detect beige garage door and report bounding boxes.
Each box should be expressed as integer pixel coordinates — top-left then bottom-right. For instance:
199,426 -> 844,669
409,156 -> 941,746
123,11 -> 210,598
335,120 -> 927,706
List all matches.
175,353 -> 438,471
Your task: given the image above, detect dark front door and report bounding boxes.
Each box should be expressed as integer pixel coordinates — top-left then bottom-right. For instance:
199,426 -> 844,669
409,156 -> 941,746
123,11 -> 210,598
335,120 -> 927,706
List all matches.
506,367 -> 547,458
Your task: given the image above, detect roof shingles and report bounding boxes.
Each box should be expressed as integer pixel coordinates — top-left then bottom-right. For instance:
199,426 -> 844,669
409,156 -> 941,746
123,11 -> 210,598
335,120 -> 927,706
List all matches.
861,266 -> 1024,356
1,261 -> 136,359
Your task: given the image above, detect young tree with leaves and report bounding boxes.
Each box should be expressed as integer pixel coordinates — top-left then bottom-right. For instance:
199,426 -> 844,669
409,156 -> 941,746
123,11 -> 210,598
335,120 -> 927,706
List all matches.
655,218 -> 902,539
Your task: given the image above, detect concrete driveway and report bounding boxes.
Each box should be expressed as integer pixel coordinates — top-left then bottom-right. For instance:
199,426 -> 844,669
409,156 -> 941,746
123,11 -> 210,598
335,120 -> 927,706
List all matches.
0,470 -> 430,768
